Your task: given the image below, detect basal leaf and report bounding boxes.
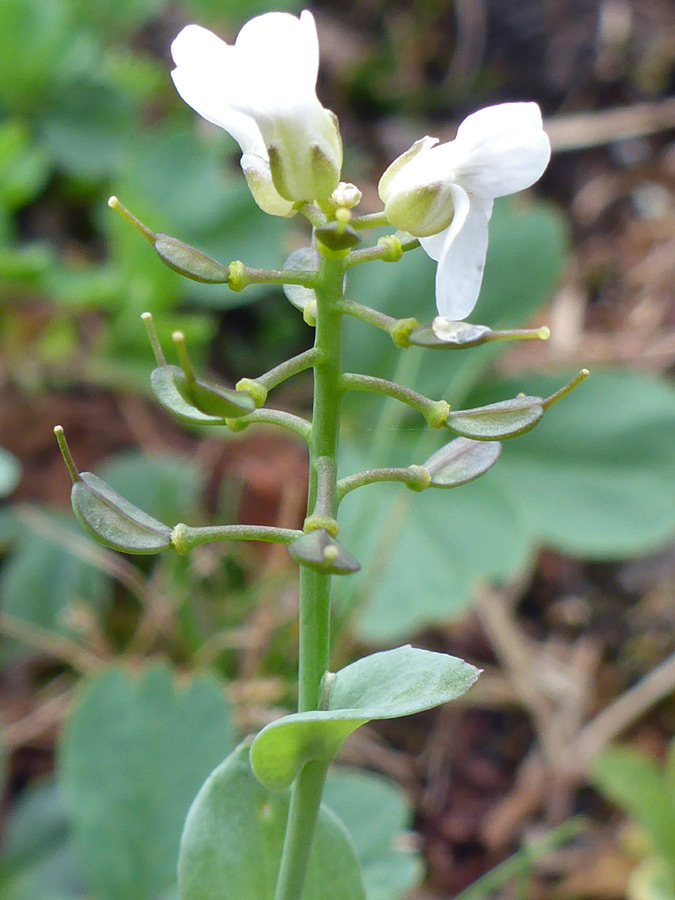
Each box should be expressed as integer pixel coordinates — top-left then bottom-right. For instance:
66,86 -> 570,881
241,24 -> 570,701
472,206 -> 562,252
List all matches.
178,741 -> 365,900
323,769 -> 422,900
60,665 -> 235,900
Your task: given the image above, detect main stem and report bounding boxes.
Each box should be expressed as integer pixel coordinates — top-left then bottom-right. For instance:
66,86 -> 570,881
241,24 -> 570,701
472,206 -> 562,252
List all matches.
273,252 -> 345,900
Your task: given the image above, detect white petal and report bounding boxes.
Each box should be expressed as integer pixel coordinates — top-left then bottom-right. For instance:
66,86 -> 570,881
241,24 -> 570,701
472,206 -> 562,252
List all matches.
171,25 -> 266,156
429,196 -> 492,320
419,182 -> 470,260
456,102 -> 543,143
453,102 -> 551,199
234,11 -> 319,107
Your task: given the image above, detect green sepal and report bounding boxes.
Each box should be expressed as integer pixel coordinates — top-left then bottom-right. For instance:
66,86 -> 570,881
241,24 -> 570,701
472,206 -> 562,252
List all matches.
178,741 -> 366,900
315,221 -> 361,253
250,645 -> 479,792
153,235 -> 231,284
447,395 -> 544,440
150,366 -> 255,425
408,322 -> 491,348
423,437 -> 502,487
71,472 -> 172,554
288,529 -> 360,575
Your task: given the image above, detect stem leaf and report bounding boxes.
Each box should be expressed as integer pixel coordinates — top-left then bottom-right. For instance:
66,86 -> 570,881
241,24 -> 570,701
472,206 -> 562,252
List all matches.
251,646 -> 479,792
178,741 -> 366,900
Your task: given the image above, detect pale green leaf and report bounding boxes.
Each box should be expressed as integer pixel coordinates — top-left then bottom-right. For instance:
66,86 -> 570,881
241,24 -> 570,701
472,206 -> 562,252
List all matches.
323,769 -> 422,900
178,742 -> 366,900
60,665 -> 235,900
251,646 -> 479,791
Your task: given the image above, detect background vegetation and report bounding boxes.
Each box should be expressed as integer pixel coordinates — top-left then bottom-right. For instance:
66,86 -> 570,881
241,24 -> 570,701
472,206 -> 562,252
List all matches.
0,0 -> 673,897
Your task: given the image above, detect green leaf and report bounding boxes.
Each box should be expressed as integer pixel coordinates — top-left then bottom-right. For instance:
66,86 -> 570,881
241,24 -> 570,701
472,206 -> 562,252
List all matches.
0,779 -> 85,900
336,462 -> 531,641
488,370 -> 675,557
250,646 -> 479,792
0,510 -> 112,652
628,858 -> 675,900
60,665 -> 235,900
96,451 -> 202,526
71,473 -> 172,555
40,78 -> 135,178
0,448 -> 20,498
0,120 -> 49,211
323,769 -> 422,900
178,741 -> 366,900
591,746 -> 675,863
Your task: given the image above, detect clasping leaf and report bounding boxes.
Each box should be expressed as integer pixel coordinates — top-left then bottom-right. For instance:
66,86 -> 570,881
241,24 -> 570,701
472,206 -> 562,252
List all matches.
250,645 -> 480,792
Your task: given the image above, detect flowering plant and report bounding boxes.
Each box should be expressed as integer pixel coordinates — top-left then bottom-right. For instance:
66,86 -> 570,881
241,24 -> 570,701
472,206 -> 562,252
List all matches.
56,10 -> 587,900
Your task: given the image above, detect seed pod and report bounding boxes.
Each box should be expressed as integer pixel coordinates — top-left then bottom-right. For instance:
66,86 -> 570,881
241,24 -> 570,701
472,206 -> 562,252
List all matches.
288,529 -> 360,575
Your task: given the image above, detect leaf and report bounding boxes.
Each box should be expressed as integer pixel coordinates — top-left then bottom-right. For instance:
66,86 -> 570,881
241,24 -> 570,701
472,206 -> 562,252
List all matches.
250,646 -> 479,792
0,779 -> 85,900
178,741 -> 366,900
59,665 -> 235,900
0,510 -> 112,653
335,460 -> 531,641
591,746 -> 675,863
322,769 -> 422,900
95,451 -> 202,526
487,370 -> 675,557
0,448 -> 20,498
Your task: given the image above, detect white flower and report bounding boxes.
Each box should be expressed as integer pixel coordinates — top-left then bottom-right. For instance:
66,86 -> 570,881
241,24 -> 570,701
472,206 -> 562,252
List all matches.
378,103 -> 551,323
171,11 -> 342,216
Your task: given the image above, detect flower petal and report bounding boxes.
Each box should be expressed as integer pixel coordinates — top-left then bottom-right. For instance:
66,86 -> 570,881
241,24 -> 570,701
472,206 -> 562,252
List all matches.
171,25 -> 265,156
453,102 -> 551,199
234,11 -> 319,103
426,196 -> 493,320
419,182 -> 470,261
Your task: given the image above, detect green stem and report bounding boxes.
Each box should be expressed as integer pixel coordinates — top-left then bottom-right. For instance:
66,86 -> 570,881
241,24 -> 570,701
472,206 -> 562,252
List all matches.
273,252 -> 346,900
341,373 -> 449,427
345,233 -> 419,267
336,465 -> 430,503
350,210 -> 389,230
272,761 -> 331,900
170,523 -> 301,552
255,348 -> 320,392
226,408 -> 312,443
336,298 -> 418,347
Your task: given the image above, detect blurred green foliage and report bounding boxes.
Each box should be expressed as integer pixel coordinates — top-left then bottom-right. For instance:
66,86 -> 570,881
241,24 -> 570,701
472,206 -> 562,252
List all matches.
0,1 -> 673,898
592,742 -> 675,900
